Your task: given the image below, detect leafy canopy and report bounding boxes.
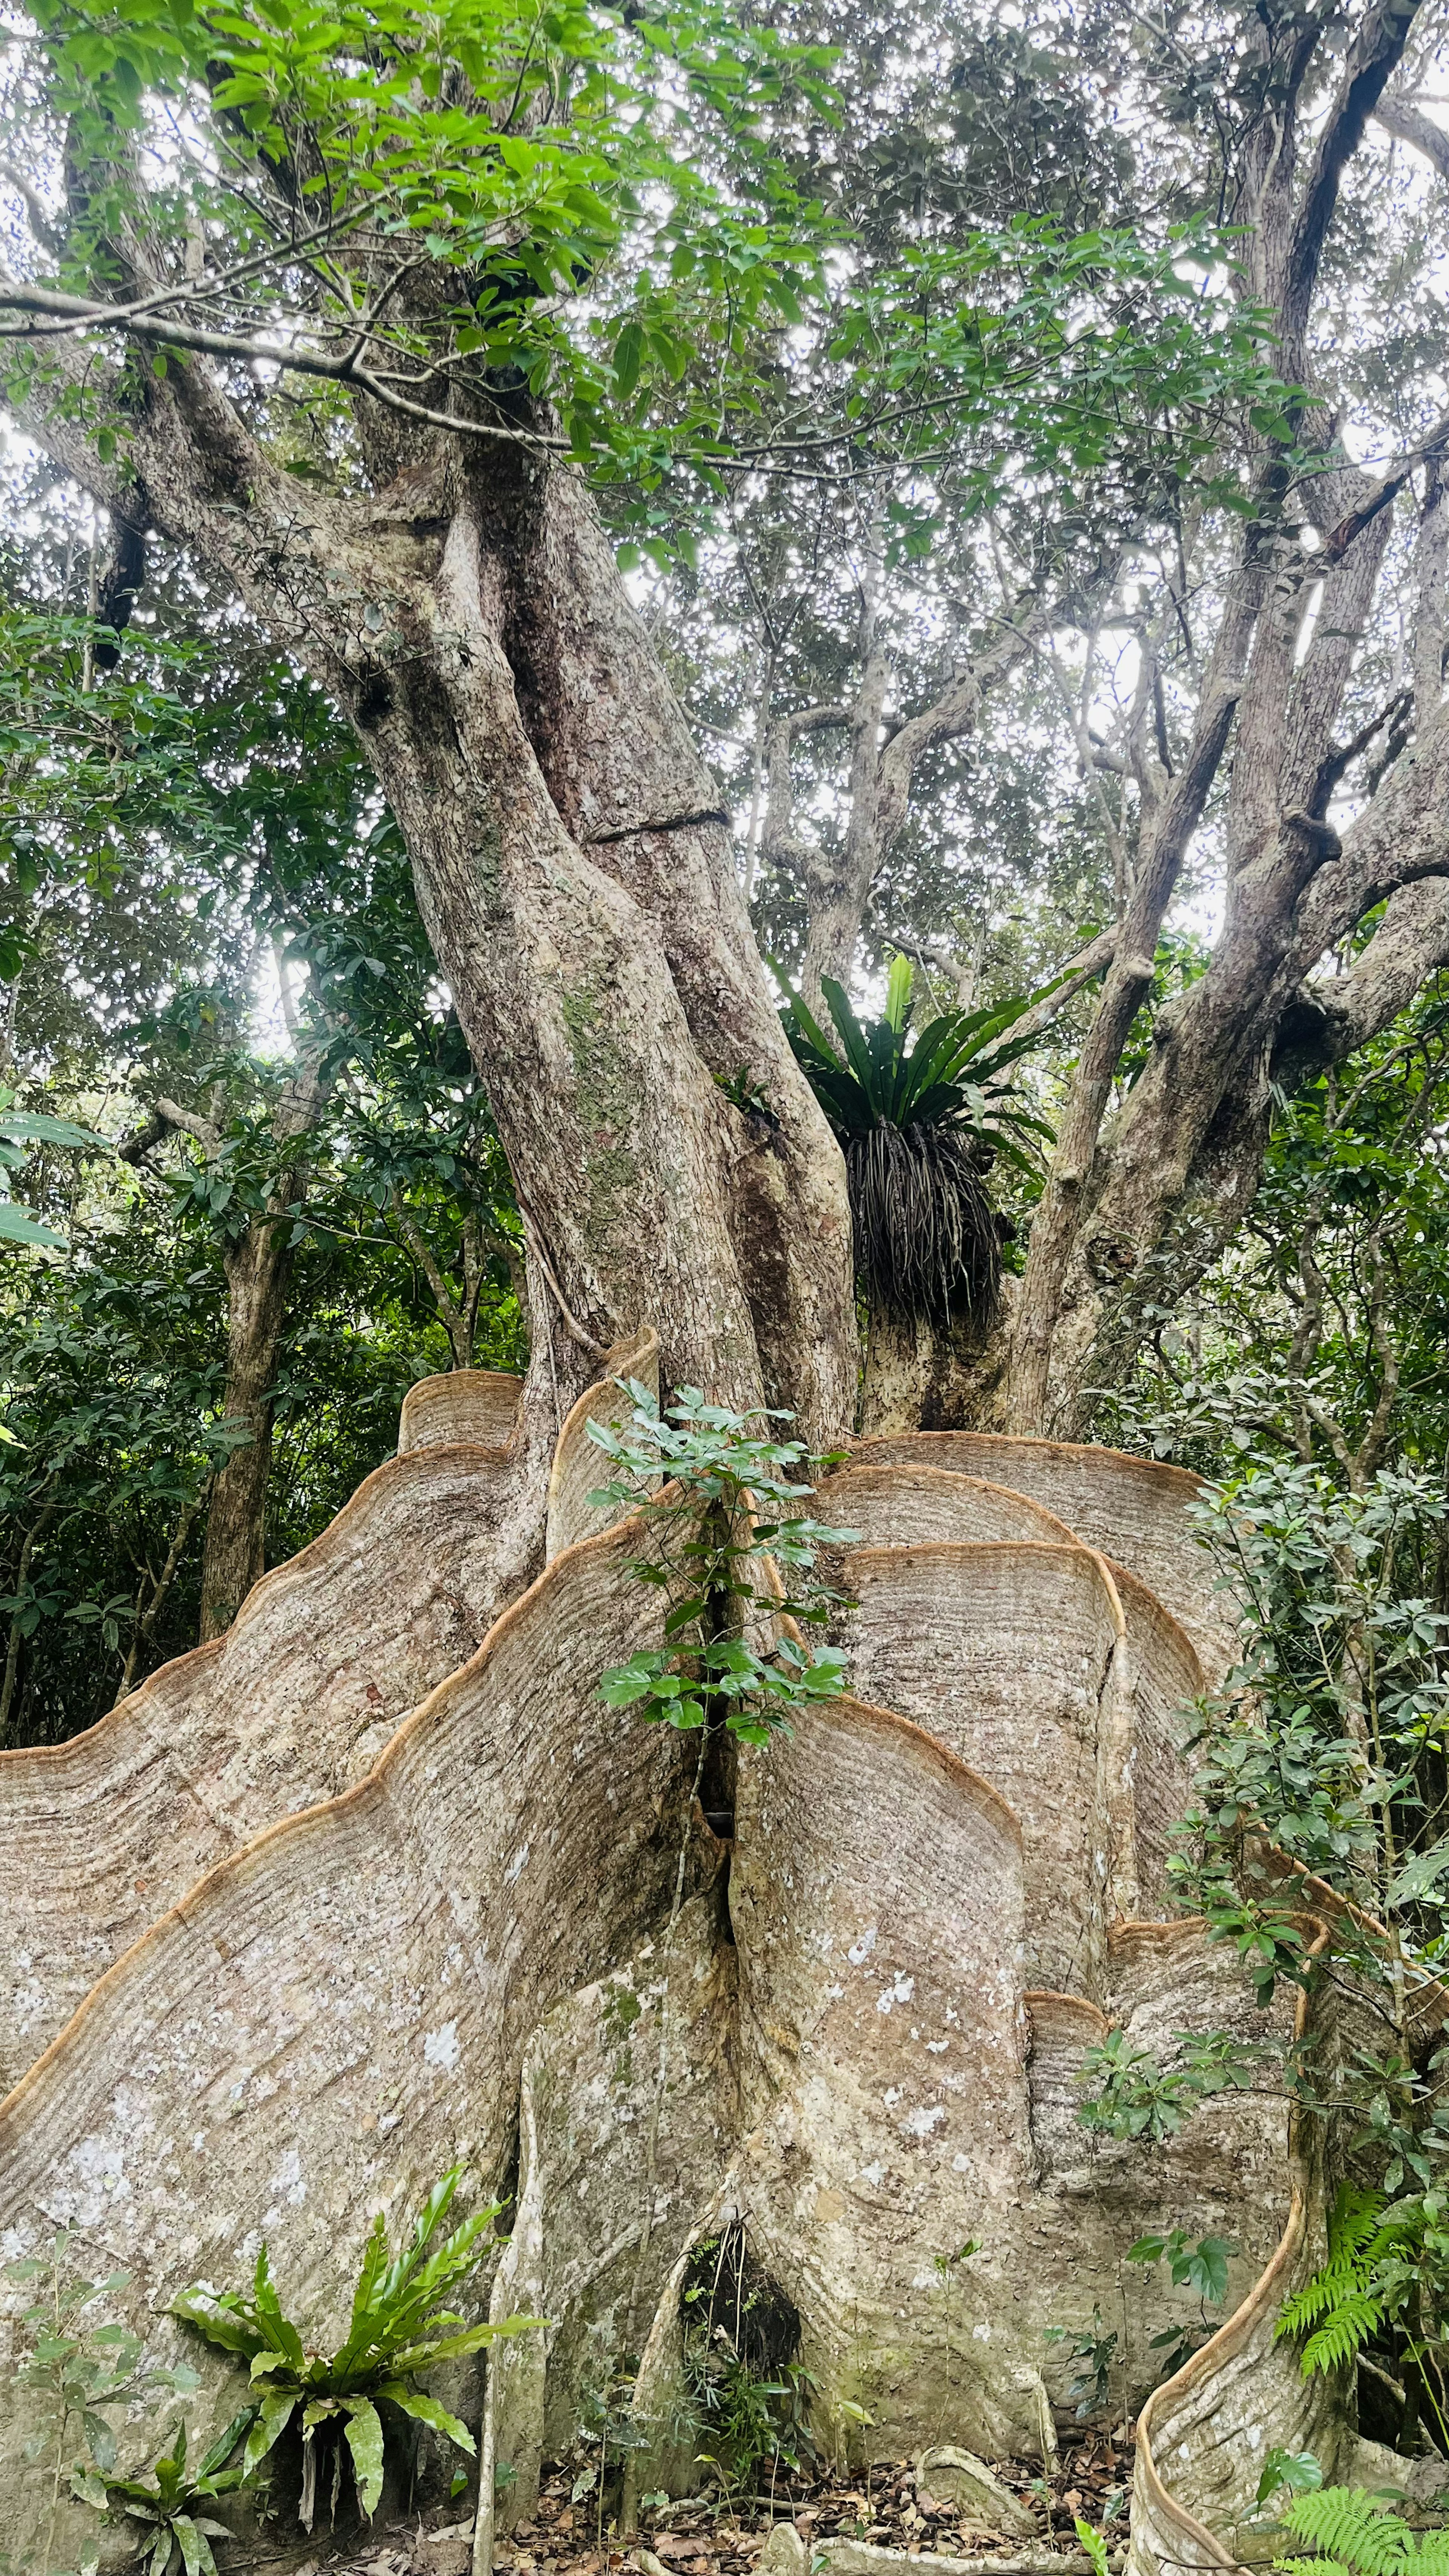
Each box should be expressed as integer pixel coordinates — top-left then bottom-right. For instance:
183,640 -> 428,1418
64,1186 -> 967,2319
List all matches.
5,0 -> 1297,521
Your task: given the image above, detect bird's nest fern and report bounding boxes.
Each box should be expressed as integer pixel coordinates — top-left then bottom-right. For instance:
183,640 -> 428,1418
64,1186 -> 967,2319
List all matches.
777,955 -> 1056,1330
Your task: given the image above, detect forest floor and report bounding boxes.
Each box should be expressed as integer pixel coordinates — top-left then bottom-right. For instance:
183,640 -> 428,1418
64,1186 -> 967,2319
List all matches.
259,2433 -> 1132,2576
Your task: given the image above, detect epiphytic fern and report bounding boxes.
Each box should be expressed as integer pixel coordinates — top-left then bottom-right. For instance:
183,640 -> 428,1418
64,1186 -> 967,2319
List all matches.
1275,2185 -> 1416,2377
1274,2487 -> 1449,2576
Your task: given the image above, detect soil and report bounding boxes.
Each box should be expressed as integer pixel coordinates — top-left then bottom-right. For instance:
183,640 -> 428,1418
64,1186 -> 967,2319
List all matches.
258,2436 -> 1134,2576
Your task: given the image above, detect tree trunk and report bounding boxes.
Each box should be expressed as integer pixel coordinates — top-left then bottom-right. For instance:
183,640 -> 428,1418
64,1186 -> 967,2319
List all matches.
858,1307 -> 1006,1434
28,376 -> 858,1452
199,1216 -> 292,1639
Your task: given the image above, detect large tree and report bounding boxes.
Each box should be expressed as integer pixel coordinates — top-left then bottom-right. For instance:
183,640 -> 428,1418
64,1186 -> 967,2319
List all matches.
0,0 -> 1443,1455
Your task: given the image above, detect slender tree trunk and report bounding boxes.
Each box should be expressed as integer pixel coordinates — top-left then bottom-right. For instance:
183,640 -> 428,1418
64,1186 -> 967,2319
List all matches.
114,1489 -> 208,1701
0,1492 -> 57,1747
198,1216 -> 292,1639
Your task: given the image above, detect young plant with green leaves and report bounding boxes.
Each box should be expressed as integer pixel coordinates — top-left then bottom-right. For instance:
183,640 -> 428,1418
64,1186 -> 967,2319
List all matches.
777,956 -> 1055,1334
1076,2027 -> 1271,2145
1128,2227 -> 1236,2382
70,2412 -> 255,2576
679,2228 -> 817,2499
2,2231 -> 198,2576
1137,1450 -> 1449,2451
589,1382 -> 855,1748
171,2167 -> 541,2533
1042,2309 -> 1118,2423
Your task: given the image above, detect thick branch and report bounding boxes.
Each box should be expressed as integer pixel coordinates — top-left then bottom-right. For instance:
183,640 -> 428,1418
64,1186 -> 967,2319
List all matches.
1312,875 -> 1449,1060
0,278 -> 562,452
875,609 -> 1047,851
1414,462 -> 1448,733
118,1094 -> 222,1161
1283,0 -> 1422,372
1295,691 -> 1449,960
1004,666 -> 1246,1430
1372,94 -> 1449,176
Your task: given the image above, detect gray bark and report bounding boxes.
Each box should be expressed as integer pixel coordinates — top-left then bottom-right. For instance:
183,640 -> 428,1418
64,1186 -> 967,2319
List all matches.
20,374 -> 856,1447
995,0 -> 1436,1433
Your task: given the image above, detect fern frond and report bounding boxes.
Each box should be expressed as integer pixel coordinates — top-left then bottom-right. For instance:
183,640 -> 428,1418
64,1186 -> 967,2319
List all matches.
1277,2184 -> 1398,2362
1300,2293 -> 1388,2376
1273,2554 -> 1356,2576
1283,2490 -> 1412,2573
1331,2187 -> 1390,2264
1279,2261 -> 1366,2339
1408,2537 -> 1449,2576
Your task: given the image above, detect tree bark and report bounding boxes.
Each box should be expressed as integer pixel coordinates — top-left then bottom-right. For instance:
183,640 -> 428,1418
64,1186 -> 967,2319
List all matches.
23,361 -> 857,1449
9,0 -> 1427,1454
198,1216 -> 292,1638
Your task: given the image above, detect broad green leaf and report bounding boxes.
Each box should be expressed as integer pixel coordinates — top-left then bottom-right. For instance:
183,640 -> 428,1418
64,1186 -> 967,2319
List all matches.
0,1203 -> 64,1247
342,2395 -> 386,2514
242,2388 -> 298,2474
197,2403 -> 258,2478
250,2244 -> 306,2364
171,2288 -> 267,2361
375,2379 -> 475,2451
884,952 -> 913,1033
173,2516 -> 214,2576
0,1112 -> 110,1149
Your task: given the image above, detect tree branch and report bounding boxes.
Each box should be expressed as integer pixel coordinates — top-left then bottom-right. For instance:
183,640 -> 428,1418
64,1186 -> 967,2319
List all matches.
1295,691 -> 1449,960
1311,874 -> 1449,1060
1372,93 -> 1449,177
118,1094 -> 223,1162
1283,0 -> 1423,371
0,278 -> 565,451
875,606 -> 1049,849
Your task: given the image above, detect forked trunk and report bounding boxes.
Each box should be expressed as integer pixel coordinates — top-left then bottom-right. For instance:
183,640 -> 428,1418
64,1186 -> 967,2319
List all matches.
62,381 -> 859,1456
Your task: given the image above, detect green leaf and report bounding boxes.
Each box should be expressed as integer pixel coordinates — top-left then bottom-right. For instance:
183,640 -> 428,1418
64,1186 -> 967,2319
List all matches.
1257,2449 -> 1322,2508
196,2403 -> 258,2478
242,2388 -> 298,2474
0,1203 -> 64,1246
0,1112 -> 110,1149
883,952 -> 913,1034
250,2243 -> 306,2365
613,320 -> 645,398
171,2288 -> 266,2362
375,2379 -> 475,2452
173,2515 -> 215,2576
1074,2520 -> 1109,2576
343,2395 -> 386,2515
